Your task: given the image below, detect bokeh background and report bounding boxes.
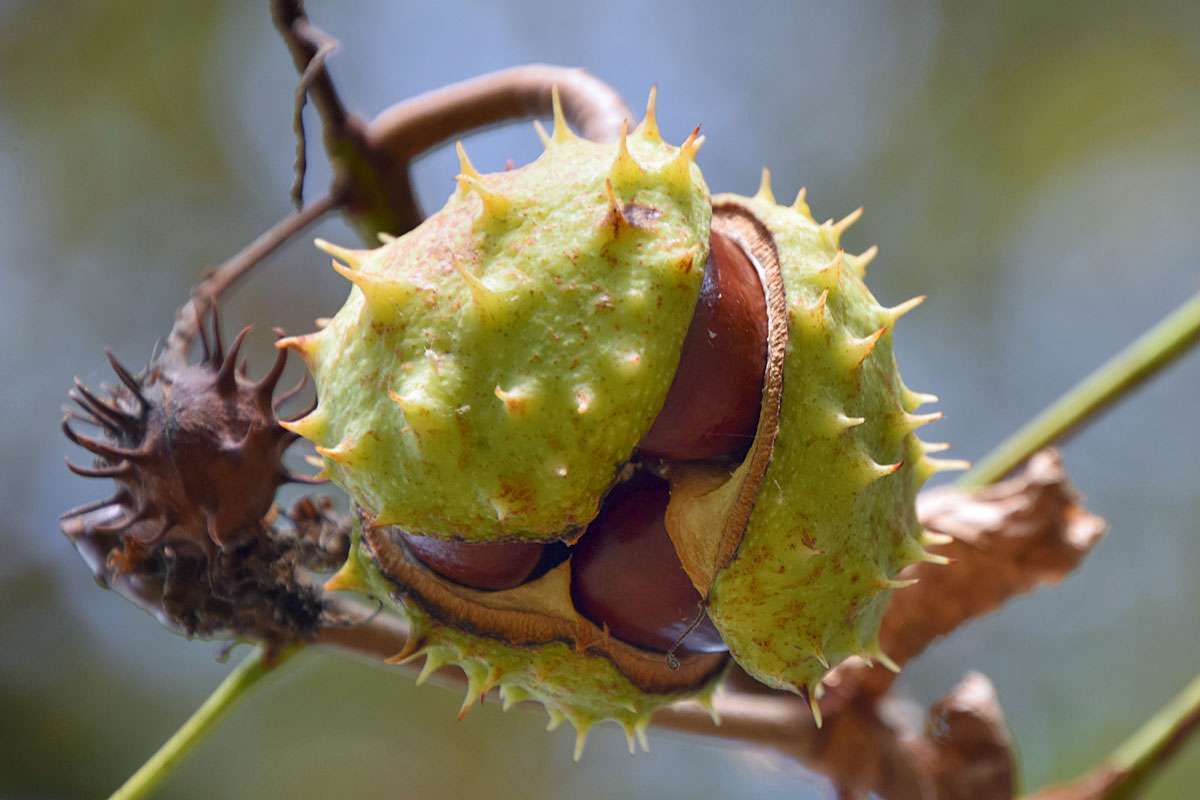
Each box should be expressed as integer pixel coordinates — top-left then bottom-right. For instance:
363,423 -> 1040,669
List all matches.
2,1 -> 1198,797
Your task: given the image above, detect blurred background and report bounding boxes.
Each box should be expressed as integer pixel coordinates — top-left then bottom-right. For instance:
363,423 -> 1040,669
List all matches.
2,1 -> 1198,797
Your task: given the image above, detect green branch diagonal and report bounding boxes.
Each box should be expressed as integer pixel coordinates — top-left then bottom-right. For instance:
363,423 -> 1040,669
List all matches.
109,645 -> 300,800
961,290 -> 1200,488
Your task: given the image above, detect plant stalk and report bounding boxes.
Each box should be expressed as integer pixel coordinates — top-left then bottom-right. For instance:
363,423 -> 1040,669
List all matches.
1103,673 -> 1200,799
961,290 -> 1200,488
109,645 -> 300,800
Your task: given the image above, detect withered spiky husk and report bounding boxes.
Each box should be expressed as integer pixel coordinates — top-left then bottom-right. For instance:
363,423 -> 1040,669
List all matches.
60,306 -> 338,643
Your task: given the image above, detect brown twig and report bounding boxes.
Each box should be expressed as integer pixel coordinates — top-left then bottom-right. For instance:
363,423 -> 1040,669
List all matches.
271,0 -> 631,241
159,193 -> 340,372
162,39 -> 632,370
154,5 -> 641,392
163,2 -> 636,377
366,62 -> 632,157
286,22 -> 339,209
270,0 -> 350,140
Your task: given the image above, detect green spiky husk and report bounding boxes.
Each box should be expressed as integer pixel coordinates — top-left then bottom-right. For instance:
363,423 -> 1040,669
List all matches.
338,527 -> 723,759
291,129 -> 710,541
705,192 -> 945,696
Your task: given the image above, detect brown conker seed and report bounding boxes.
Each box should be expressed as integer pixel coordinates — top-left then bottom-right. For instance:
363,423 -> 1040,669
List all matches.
638,230 -> 767,461
570,472 -> 726,654
399,532 -> 545,591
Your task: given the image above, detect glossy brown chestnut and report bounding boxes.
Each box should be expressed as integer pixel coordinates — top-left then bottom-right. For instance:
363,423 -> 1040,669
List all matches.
638,230 -> 767,461
400,532 -> 545,591
570,472 -> 726,654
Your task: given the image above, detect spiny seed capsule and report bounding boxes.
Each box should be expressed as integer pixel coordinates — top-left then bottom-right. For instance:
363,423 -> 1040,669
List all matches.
61,307 -> 314,557
60,306 -> 326,641
570,471 -> 726,654
317,92 -> 959,754
638,229 -> 768,461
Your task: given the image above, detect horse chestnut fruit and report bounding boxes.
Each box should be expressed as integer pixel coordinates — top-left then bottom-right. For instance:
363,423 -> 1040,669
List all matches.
400,532 -> 544,591
314,92 -> 957,753
571,472 -> 725,654
638,230 -> 767,461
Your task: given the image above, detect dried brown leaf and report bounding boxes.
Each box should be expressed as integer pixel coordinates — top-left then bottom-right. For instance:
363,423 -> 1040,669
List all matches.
827,449 -> 1107,702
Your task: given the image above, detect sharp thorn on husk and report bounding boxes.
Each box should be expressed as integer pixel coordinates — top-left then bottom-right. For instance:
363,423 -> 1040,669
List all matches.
256,344 -> 289,402
62,417 -> 146,462
65,457 -> 132,479
104,349 -> 149,410
93,503 -> 152,535
72,379 -> 137,430
59,491 -> 129,520
215,326 -> 252,394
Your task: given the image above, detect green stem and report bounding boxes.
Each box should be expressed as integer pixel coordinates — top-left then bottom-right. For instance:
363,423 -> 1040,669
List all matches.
961,290 -> 1200,488
1102,673 -> 1200,800
109,645 -> 300,800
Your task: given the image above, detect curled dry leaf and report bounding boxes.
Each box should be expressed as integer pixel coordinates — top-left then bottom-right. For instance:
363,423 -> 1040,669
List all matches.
825,448 -> 1108,704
